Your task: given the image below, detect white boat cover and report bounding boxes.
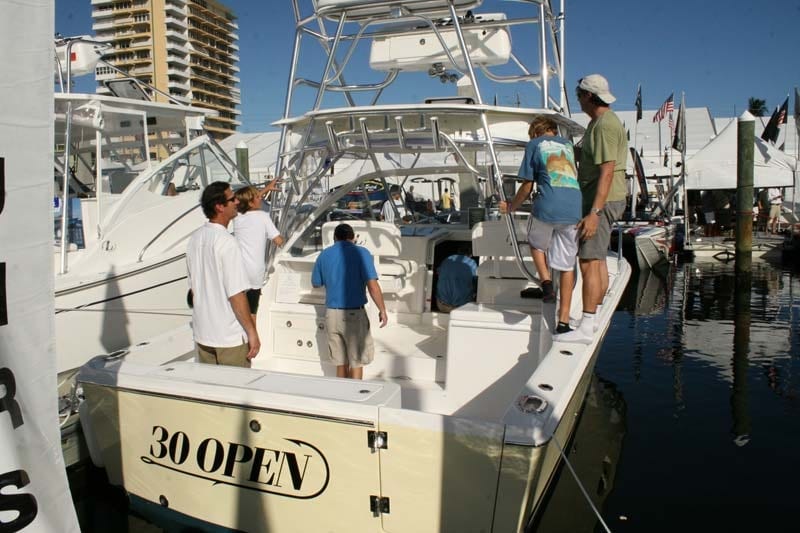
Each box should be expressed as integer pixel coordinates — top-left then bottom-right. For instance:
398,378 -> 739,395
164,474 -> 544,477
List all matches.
0,2 -> 80,530
685,117 -> 796,190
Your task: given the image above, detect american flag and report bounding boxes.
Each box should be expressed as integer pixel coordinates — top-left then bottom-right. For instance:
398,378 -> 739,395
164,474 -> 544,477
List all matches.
652,93 -> 674,123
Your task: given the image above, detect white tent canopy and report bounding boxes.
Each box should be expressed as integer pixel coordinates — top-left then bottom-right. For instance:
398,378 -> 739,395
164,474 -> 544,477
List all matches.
685,117 -> 796,190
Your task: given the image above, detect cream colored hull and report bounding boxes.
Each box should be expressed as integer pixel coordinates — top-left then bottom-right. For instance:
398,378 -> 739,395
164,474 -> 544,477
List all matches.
78,254 -> 631,532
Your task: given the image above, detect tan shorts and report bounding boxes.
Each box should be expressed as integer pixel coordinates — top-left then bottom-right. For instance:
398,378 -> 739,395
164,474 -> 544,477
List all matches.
325,308 -> 374,368
196,342 -> 251,368
579,201 -> 626,260
769,204 -> 781,219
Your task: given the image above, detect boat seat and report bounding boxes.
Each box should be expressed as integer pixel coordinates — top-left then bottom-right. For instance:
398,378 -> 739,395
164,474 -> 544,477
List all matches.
471,220 -> 542,305
472,219 -> 537,278
320,221 -> 419,294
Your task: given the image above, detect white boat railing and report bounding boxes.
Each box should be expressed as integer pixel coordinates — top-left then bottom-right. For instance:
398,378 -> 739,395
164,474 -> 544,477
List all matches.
54,36 -> 212,274
273,0 -> 571,282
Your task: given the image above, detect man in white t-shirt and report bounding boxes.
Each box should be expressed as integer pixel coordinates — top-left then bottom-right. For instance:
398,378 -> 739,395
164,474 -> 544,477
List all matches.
234,183 -> 284,321
186,181 -> 259,367
767,187 -> 782,234
381,185 -> 409,223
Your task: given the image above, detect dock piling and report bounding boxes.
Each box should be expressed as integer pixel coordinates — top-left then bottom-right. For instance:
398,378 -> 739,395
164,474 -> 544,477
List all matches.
735,112 -> 754,273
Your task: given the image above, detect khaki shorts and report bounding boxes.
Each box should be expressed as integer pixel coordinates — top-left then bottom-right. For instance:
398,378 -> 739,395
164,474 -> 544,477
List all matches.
579,200 -> 626,260
196,342 -> 251,368
325,308 -> 374,368
769,204 -> 781,219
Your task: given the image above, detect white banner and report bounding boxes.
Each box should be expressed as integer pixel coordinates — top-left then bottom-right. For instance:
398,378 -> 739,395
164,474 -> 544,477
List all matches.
0,1 -> 80,531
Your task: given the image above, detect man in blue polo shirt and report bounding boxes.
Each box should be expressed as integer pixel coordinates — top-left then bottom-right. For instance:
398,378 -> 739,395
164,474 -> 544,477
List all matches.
312,223 -> 388,379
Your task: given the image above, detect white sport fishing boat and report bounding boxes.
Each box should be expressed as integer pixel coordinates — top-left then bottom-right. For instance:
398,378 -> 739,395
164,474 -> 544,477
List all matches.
53,37 -> 250,460
78,1 -> 631,530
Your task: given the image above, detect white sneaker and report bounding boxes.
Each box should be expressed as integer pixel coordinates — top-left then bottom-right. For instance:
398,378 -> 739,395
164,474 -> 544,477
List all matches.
555,314 -> 595,345
554,326 -> 593,345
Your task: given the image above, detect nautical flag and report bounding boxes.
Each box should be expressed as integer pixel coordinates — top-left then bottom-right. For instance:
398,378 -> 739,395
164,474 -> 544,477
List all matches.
672,93 -> 686,153
652,93 -> 674,123
635,85 -> 642,122
630,147 -> 648,206
761,96 -> 788,144
794,88 -> 800,141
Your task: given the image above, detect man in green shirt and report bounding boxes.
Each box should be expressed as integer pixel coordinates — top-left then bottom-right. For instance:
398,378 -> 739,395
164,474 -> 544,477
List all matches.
556,74 -> 627,344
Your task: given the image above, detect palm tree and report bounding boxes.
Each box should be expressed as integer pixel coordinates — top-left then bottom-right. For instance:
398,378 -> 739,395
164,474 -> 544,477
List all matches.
748,97 -> 767,117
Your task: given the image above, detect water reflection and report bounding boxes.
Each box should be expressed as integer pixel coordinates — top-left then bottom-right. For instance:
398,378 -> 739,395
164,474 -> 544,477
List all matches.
531,376 -> 627,533
592,260 -> 800,533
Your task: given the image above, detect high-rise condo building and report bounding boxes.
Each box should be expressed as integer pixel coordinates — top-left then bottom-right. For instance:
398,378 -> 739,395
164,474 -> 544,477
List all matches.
91,0 -> 241,138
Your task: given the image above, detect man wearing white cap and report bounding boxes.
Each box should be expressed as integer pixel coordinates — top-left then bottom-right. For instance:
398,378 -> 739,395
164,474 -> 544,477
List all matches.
556,74 -> 628,344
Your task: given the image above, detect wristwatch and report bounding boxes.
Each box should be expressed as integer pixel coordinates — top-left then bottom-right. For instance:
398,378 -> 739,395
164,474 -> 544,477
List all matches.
590,207 -> 602,216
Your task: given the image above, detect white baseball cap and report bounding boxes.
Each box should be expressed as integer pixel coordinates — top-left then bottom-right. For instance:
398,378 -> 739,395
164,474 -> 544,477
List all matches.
578,74 -> 616,104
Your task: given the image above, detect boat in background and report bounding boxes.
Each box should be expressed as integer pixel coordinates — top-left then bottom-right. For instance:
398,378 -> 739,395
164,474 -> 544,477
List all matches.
611,148 -> 677,271
53,36 -> 252,465
78,1 -> 631,530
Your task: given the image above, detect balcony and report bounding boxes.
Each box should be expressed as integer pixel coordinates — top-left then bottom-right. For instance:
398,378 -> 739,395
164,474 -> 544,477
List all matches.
167,54 -> 189,67
167,66 -> 189,78
165,15 -> 187,28
165,29 -> 188,43
92,20 -> 115,31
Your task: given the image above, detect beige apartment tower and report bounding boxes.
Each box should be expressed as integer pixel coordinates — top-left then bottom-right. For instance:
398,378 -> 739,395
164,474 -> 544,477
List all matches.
92,0 -> 241,138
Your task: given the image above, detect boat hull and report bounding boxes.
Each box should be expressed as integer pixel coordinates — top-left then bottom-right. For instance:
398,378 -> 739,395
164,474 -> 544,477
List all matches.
55,254 -> 191,375
79,341 -> 603,533
612,224 -> 672,270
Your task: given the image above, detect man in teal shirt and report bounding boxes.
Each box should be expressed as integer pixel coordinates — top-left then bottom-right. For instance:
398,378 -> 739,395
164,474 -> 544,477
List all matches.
557,74 -> 627,344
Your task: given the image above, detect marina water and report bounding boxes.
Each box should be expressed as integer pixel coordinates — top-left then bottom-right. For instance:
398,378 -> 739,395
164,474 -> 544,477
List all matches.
68,259 -> 800,532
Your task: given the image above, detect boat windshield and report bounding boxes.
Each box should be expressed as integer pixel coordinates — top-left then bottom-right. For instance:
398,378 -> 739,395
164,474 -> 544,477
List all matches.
144,141 -> 235,197
283,161 -> 465,258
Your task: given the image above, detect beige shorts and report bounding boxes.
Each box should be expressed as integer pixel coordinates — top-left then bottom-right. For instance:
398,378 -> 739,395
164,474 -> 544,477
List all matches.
769,204 -> 781,219
325,308 -> 374,368
579,201 -> 626,260
196,342 -> 251,368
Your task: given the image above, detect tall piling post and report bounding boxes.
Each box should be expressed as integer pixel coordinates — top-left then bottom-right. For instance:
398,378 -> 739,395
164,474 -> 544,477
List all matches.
236,140 -> 250,181
732,111 -> 754,437
735,112 -> 754,274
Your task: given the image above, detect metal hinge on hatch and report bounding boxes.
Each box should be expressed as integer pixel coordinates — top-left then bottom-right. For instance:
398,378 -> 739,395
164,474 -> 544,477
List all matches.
370,495 -> 390,515
367,430 -> 388,450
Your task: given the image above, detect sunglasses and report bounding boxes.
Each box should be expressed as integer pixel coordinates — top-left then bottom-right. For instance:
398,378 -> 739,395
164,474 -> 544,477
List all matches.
223,195 -> 237,204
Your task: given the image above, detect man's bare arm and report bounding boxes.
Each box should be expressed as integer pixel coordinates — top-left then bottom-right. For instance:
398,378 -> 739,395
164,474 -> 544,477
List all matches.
367,279 -> 388,328
229,291 -> 260,358
577,160 -> 615,240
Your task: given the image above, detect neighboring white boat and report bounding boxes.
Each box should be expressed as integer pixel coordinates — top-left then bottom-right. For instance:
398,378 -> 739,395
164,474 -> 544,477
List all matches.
613,222 -> 674,270
53,37 -> 250,463
78,1 -> 631,530
683,234 -> 784,262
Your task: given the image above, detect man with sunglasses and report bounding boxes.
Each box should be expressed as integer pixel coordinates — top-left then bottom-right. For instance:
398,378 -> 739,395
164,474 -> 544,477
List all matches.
186,181 -> 260,366
556,74 -> 627,344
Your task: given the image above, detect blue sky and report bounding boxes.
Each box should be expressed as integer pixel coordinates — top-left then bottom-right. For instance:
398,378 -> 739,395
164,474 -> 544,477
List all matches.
56,0 -> 800,132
